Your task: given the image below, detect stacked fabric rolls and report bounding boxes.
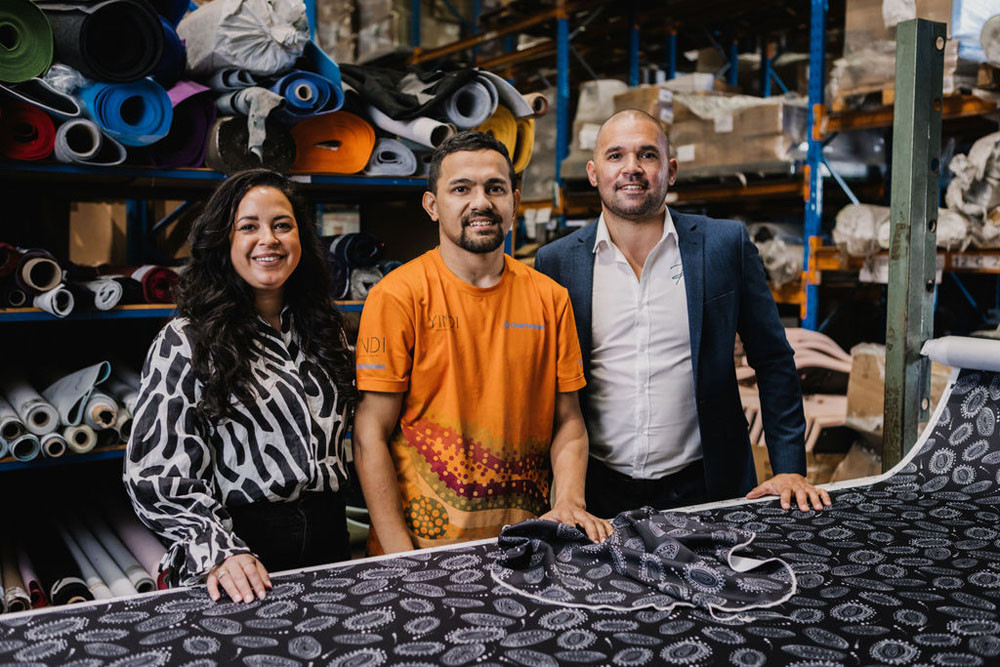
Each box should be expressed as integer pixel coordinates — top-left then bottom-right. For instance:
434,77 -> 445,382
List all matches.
0,242 -> 179,317
324,233 -> 400,301
0,0 -> 546,175
1,493 -> 167,613
0,360 -> 141,463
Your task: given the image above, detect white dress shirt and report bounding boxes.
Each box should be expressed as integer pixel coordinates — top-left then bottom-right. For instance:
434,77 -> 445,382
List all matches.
587,210 -> 702,479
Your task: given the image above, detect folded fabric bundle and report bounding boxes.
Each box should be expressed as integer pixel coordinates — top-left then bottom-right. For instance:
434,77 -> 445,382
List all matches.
364,137 -> 417,176
0,99 -> 56,161
41,361 -> 112,426
0,0 -> 53,83
269,69 -> 344,122
0,243 -> 21,279
6,432 -> 40,461
37,0 -> 164,83
33,283 -> 75,317
339,65 -> 480,120
290,111 -> 375,174
0,78 -> 81,119
205,115 -> 297,173
512,117 -> 535,173
365,104 -> 455,150
328,233 -> 385,268
15,248 -> 62,295
207,67 -> 259,91
522,92 -> 549,117
148,80 -> 215,167
64,424 -> 97,453
1,544 -> 30,613
0,394 -> 25,443
1,377 -> 59,436
153,17 -> 186,88
54,118 -> 128,166
442,79 -> 497,129
349,266 -> 384,301
130,265 -> 178,303
40,432 -> 67,458
80,79 -> 174,147
474,104 -> 517,161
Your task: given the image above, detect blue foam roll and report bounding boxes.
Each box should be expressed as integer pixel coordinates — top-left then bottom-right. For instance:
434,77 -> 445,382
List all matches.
80,79 -> 173,147
153,17 -> 186,88
269,69 -> 343,122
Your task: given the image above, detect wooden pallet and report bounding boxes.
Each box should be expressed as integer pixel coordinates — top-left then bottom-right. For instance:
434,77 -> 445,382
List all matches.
830,85 -> 895,112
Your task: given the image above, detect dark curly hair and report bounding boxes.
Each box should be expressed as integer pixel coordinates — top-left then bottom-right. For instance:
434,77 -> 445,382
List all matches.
176,168 -> 357,424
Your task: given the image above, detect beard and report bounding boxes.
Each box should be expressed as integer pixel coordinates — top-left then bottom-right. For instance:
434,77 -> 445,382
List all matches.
603,178 -> 668,220
457,210 -> 506,253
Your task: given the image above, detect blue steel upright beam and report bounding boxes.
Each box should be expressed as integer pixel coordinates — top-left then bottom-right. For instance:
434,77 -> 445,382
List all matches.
304,0 -> 316,41
411,0 -> 421,49
727,39 -> 739,86
555,13 -> 570,190
802,0 -> 826,330
760,41 -> 772,97
628,9 -> 640,86
666,30 -> 677,79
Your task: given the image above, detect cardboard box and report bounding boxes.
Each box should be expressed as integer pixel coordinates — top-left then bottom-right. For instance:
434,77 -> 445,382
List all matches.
612,85 -> 674,125
844,0 -> 955,57
69,202 -> 127,266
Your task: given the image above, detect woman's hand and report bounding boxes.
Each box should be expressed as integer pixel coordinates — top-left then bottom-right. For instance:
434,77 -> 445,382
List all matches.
207,554 -> 272,603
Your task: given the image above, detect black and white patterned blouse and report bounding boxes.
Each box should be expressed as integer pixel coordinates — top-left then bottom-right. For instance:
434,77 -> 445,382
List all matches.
124,311 -> 350,586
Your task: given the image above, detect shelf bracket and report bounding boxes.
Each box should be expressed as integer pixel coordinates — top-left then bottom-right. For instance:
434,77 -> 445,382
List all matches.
821,156 -> 860,206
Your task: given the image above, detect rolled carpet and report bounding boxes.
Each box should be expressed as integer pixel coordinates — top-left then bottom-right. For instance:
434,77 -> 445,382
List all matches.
364,137 -> 417,176
0,0 -> 53,83
80,79 -> 173,147
1,543 -> 30,613
291,111 -> 375,174
269,69 -> 344,122
41,360 -> 112,426
14,248 -> 62,295
205,115 -> 296,174
40,432 -> 67,458
149,80 -> 215,168
474,104 -> 517,163
1,377 -> 59,436
442,80 -> 496,129
513,116 -> 535,173
54,119 -> 128,166
130,265 -> 178,303
36,0 -> 164,83
64,424 -> 97,454
365,104 -> 455,150
33,283 -> 74,318
0,99 -> 55,161
0,394 -> 26,443
0,77 -> 81,119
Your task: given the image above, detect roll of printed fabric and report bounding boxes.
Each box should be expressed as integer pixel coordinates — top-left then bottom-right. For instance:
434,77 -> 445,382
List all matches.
80,79 -> 173,147
0,0 -> 54,83
0,99 -> 56,161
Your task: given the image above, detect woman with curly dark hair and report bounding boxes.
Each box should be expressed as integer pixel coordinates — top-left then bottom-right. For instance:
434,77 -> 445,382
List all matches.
125,169 -> 357,604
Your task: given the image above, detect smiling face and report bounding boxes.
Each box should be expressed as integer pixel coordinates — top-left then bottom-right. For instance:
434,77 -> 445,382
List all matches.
587,112 -> 678,223
422,148 -> 519,255
228,185 -> 302,300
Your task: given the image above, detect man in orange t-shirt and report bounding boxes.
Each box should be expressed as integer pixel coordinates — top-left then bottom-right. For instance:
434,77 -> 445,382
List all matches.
353,131 -> 613,554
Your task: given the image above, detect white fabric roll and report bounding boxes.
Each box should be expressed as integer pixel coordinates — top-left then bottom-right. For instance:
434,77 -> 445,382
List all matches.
42,361 -> 112,426
84,511 -> 155,593
478,70 -> 535,118
83,279 -> 124,310
364,138 -> 418,176
443,81 -> 496,129
57,523 -> 112,600
7,433 -> 40,462
84,391 -> 118,430
33,284 -> 74,317
1,378 -> 59,435
365,105 -> 456,149
0,395 -> 26,443
922,336 -> 1000,372
63,424 -> 97,454
66,520 -> 136,598
40,432 -> 67,458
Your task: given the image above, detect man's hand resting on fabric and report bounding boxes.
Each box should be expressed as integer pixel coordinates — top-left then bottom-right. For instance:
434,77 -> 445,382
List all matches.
540,502 -> 614,543
746,473 -> 832,511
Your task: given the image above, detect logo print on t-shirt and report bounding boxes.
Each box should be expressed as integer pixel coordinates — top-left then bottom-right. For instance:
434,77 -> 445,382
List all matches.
358,336 -> 386,354
427,314 -> 459,330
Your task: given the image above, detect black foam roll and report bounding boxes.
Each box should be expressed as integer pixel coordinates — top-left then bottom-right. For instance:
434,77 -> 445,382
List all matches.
204,116 -> 296,174
36,0 -> 164,83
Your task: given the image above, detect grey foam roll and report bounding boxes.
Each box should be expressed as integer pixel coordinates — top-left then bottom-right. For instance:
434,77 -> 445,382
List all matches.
42,361 -> 111,426
84,510 -> 155,593
7,433 -> 40,462
0,395 -> 26,443
41,432 -> 67,458
57,523 -> 112,600
84,391 -> 118,430
64,424 -> 97,454
206,67 -> 259,91
33,283 -> 74,317
443,81 -> 496,129
478,70 -> 535,118
365,105 -> 456,149
364,138 -> 418,176
54,119 -> 127,167
1,378 -> 58,436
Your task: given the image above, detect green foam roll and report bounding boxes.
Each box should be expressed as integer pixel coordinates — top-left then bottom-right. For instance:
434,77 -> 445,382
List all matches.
0,0 -> 53,83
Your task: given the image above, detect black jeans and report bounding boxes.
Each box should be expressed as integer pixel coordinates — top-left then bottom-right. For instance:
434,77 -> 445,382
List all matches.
585,457 -> 708,519
228,491 -> 350,572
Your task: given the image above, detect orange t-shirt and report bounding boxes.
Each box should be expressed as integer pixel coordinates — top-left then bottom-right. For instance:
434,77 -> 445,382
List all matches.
356,248 -> 586,548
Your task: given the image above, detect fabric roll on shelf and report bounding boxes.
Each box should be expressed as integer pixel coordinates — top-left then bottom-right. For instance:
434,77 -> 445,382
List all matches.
214,87 -> 284,160
0,395 -> 25,443
36,0 -> 164,83
474,104 -> 517,162
442,79 -> 497,129
923,335 -> 1000,371
0,100 -> 56,161
0,436 -> 7,460
41,361 -> 111,426
0,78 -> 81,120
56,523 -> 112,601
69,278 -> 124,310
40,432 -> 67,459
290,111 -> 375,174
14,248 -> 62,295
327,258 -> 349,300
109,276 -> 145,305
152,17 -> 186,89
205,115 -> 296,173
206,67 -> 259,91
363,137 -> 417,176
365,105 -> 456,149
328,233 -> 385,268
66,520 -> 136,598
104,374 -> 139,414
15,543 -> 46,608
130,265 -> 178,303
521,92 -> 549,117
1,377 -> 59,436
84,511 -> 155,593
32,283 -> 74,318
80,79 -> 174,147
512,117 -> 535,173
102,500 -> 166,582
0,243 -> 21,278
148,80 -> 215,168
0,0 -> 53,84
477,70 -> 534,118
3,283 -> 27,308
63,425 -> 97,454
83,391 -> 118,431
148,0 -> 189,26
348,266 -> 383,301
6,433 -> 40,462
0,544 -> 29,613
268,69 -> 344,122
22,520 -> 94,606
53,119 -> 128,166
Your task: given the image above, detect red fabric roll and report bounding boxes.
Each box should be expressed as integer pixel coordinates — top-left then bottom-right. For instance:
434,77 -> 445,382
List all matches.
0,100 -> 56,161
0,243 -> 22,278
130,265 -> 179,303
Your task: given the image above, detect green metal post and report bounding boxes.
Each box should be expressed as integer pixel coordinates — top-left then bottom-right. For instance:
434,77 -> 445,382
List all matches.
884,18 -> 945,469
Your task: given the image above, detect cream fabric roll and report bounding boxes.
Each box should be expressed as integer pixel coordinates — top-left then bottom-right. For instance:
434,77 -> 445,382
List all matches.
63,424 -> 97,454
40,432 -> 67,458
1,377 -> 59,435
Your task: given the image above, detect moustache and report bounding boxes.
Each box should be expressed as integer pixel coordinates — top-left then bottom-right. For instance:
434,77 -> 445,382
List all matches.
462,211 -> 503,227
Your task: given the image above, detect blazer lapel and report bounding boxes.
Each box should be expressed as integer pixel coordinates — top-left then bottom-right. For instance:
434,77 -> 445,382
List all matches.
674,209 -> 704,395
573,222 -> 598,377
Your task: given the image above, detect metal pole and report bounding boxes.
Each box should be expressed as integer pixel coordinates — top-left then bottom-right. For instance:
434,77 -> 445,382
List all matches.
628,9 -> 639,86
555,12 -> 570,188
411,0 -> 421,49
760,41 -> 772,97
666,30 -> 677,80
727,39 -> 738,87
802,0 -> 826,330
884,18 -> 945,469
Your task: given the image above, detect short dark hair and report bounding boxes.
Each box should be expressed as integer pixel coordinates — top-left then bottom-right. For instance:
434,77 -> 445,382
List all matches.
427,131 -> 517,194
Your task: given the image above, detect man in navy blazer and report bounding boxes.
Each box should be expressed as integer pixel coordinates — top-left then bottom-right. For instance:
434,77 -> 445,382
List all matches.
534,110 -> 831,516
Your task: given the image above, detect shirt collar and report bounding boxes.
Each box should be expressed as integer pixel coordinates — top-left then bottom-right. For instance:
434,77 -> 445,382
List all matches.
592,208 -> 676,254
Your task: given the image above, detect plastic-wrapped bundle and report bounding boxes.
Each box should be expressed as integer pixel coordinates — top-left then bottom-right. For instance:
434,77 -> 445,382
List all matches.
833,204 -> 888,257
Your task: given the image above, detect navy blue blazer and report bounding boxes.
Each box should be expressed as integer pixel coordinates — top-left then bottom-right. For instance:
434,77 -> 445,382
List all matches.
534,209 -> 806,501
